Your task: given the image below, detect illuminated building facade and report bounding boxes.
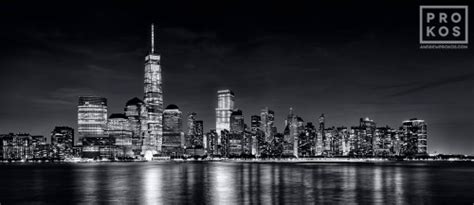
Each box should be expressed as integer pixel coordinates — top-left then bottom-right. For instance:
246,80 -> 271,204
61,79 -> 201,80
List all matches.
206,130 -> 219,156
142,24 -> 163,157
215,89 -> 235,140
51,126 -> 74,159
186,113 -> 204,149
162,104 -> 183,156
107,113 -> 133,158
299,122 -> 316,157
124,97 -> 147,156
260,107 -> 276,142
77,96 -> 108,144
230,109 -> 244,133
401,118 -> 427,156
283,108 -> 301,157
1,133 -> 33,160
358,117 -> 376,156
250,115 -> 261,132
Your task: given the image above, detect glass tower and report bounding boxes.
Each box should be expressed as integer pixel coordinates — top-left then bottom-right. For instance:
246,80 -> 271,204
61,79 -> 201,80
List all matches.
215,89 -> 234,143
142,24 -> 163,157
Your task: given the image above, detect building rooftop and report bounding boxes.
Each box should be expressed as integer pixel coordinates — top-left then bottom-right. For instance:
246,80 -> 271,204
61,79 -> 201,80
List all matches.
165,104 -> 179,110
126,97 -> 144,106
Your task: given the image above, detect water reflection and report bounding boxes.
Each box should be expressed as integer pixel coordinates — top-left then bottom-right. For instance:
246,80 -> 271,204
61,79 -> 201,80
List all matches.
0,162 -> 473,204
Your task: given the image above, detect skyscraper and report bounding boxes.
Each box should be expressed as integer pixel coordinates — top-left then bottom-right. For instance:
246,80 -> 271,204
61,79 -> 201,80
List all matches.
162,104 -> 183,156
260,107 -> 275,142
124,97 -> 147,156
107,113 -> 133,158
194,121 -> 204,146
316,114 -> 325,155
250,115 -> 261,132
77,96 -> 108,145
283,108 -> 303,157
51,126 -> 74,159
359,117 -> 376,156
230,109 -> 244,134
401,118 -> 427,156
142,24 -> 163,158
186,113 -> 205,150
229,110 -> 244,156
215,89 -> 234,141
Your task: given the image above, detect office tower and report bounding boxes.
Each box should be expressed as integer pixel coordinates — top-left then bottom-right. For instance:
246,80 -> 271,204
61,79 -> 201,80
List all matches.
250,115 -> 261,132
215,89 -> 235,141
283,108 -> 299,157
206,130 -> 219,156
1,133 -> 33,161
359,117 -> 376,156
260,107 -> 275,142
77,96 -> 108,144
230,109 -> 244,133
315,114 -> 325,155
186,113 -> 204,148
335,127 -> 350,156
51,126 -> 74,159
143,24 -> 164,158
324,127 -> 337,156
124,97 -> 147,156
195,120 -> 204,147
186,112 -> 197,147
228,110 -> 244,156
220,129 -> 230,157
401,118 -> 427,156
299,122 -> 316,157
373,126 -> 394,157
31,135 -> 48,160
242,130 -> 253,156
107,113 -> 133,158
162,104 -> 183,156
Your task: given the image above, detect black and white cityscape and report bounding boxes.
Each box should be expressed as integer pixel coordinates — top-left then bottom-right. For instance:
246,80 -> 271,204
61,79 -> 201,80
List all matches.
0,1 -> 473,204
1,24 -> 433,161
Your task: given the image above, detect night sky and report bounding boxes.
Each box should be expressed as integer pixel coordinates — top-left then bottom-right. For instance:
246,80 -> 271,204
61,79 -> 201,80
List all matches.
0,1 -> 473,154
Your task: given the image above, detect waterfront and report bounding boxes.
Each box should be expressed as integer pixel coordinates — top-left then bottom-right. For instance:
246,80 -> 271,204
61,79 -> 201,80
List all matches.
0,162 -> 473,204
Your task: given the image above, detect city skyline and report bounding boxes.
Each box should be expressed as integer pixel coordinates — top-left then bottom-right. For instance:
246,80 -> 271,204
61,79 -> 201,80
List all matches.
1,1 -> 473,155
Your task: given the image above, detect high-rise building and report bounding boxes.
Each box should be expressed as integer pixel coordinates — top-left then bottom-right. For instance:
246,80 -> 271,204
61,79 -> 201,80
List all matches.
315,114 -> 325,155
283,108 -> 300,157
230,109 -> 244,133
299,122 -> 316,157
77,96 -> 108,145
228,109 -> 245,156
358,117 -> 376,156
124,97 -> 147,156
162,104 -> 183,156
401,118 -> 427,156
107,113 -> 133,158
186,112 -> 197,147
260,107 -> 275,142
186,113 -> 204,149
1,133 -> 33,161
206,130 -> 219,156
142,24 -> 164,158
250,115 -> 261,132
215,89 -> 235,141
51,126 -> 74,159
194,120 -> 204,148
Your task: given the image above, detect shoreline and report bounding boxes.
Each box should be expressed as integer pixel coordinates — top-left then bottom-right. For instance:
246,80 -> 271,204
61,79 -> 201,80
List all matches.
2,157 -> 473,164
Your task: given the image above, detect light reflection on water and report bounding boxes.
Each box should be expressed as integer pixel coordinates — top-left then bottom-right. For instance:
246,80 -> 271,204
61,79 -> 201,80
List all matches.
0,162 -> 473,204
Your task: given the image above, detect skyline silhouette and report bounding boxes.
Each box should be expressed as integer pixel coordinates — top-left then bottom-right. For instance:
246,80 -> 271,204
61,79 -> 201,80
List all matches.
0,1 -> 473,155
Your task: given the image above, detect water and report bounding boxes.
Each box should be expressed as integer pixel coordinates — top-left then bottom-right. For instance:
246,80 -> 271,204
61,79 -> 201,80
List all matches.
0,161 -> 473,204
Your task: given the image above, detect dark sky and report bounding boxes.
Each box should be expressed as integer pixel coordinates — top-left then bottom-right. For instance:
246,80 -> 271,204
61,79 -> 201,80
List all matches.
0,0 -> 473,154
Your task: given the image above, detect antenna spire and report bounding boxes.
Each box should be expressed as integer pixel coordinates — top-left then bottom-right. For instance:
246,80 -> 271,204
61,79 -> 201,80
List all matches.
151,24 -> 155,53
